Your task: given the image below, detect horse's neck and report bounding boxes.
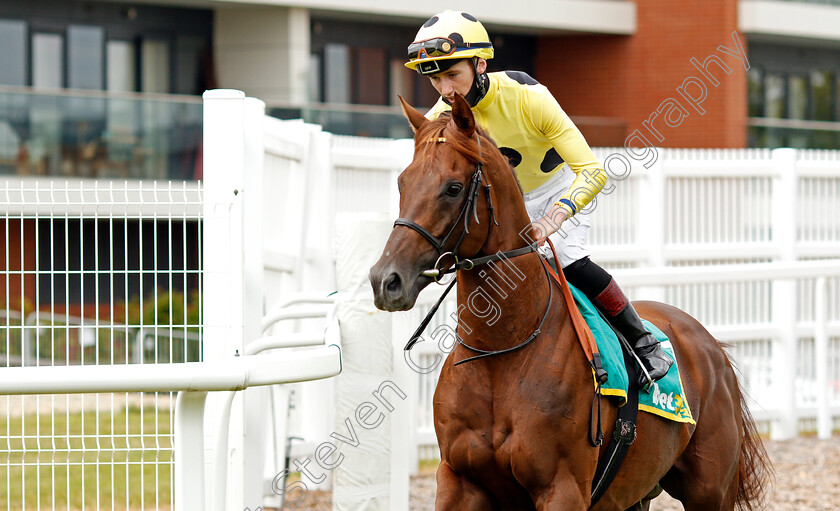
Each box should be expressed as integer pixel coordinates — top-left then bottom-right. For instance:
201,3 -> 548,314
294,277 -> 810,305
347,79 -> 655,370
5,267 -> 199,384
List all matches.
453,165 -> 566,346
455,252 -> 561,346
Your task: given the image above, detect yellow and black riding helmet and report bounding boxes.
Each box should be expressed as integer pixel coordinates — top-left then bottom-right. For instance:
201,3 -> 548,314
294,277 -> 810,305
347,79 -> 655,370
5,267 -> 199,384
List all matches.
406,10 -> 494,75
406,10 -> 494,105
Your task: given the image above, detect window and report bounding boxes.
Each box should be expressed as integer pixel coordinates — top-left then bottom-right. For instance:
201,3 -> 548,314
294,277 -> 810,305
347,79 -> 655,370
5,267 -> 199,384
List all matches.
141,39 -> 170,93
107,40 -> 137,92
309,53 -> 322,103
174,35 -> 205,95
1,4 -> 211,95
764,73 -> 785,119
32,32 -> 64,89
0,20 -> 27,86
837,75 -> 840,121
353,47 -> 387,105
751,68 -> 840,123
68,25 -> 104,90
811,70 -> 834,122
324,43 -> 350,104
787,75 -> 808,120
390,58 -> 412,106
747,44 -> 840,148
747,68 -> 763,117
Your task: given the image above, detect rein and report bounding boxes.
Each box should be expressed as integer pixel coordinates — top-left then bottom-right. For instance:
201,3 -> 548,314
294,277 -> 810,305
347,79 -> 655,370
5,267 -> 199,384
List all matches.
453,260 -> 553,365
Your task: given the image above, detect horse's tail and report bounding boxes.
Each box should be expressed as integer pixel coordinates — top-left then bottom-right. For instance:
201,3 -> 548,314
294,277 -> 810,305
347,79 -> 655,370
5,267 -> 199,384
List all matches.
734,379 -> 774,511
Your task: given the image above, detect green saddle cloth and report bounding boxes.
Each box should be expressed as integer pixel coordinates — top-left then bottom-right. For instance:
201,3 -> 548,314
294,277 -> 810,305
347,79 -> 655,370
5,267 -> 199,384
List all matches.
569,283 -> 695,424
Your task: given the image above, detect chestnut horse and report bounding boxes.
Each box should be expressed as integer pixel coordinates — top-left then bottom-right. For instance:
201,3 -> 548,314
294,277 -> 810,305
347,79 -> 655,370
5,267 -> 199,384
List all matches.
369,94 -> 771,510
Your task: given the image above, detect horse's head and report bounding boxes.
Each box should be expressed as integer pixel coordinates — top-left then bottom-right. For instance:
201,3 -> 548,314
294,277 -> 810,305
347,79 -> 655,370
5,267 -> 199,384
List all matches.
370,94 -> 528,311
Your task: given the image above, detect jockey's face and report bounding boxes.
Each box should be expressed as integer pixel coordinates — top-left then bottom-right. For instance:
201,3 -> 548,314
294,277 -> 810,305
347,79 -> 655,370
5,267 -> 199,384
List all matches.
428,58 -> 487,103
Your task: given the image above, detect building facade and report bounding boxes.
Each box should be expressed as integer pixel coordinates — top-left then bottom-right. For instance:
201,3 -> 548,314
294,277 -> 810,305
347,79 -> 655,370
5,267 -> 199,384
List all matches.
2,0 -> 839,171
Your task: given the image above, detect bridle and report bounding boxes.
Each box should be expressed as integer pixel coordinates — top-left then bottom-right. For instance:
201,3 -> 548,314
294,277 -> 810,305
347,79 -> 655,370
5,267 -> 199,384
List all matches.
392,134 -> 552,364
393,139 -> 496,280
394,136 -> 539,280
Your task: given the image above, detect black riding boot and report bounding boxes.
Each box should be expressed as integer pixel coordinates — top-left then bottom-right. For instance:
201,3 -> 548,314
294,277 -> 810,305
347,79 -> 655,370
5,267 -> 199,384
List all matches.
593,280 -> 673,389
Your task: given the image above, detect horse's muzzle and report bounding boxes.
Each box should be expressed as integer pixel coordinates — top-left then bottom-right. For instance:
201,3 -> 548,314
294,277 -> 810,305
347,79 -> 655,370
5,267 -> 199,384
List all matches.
370,228 -> 438,311
370,266 -> 408,311
369,258 -> 431,312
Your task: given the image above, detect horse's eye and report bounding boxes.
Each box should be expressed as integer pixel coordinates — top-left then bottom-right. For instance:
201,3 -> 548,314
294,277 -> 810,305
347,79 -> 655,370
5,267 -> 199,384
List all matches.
445,183 -> 463,197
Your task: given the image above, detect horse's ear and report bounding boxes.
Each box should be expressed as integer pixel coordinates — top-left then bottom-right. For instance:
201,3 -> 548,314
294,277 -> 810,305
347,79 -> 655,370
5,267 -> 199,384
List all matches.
398,95 -> 428,133
450,93 -> 476,137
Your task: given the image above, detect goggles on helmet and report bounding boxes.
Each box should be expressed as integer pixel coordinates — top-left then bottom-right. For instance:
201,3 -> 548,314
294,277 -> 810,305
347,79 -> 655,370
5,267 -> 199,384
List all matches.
407,37 -> 492,61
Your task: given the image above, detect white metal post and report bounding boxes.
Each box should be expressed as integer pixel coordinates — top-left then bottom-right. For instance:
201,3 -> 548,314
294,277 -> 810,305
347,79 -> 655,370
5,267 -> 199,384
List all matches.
815,276 -> 831,439
636,151 -> 666,302
391,310 -> 415,495
201,89 -> 248,505
241,96 -> 269,509
770,147 -> 798,440
288,125 -> 336,494
175,391 -> 209,511
301,126 -> 331,291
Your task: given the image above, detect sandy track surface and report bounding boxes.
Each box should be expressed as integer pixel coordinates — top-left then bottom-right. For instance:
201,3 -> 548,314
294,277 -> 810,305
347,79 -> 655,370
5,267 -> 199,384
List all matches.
294,436 -> 840,511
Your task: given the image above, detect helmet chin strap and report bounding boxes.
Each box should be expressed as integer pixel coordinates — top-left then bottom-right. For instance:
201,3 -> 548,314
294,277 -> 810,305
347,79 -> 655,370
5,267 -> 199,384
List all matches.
442,58 -> 489,108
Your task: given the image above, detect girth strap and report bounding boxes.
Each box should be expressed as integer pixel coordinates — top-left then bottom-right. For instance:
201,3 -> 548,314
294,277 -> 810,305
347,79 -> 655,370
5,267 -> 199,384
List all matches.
589,346 -> 640,506
537,237 -> 637,506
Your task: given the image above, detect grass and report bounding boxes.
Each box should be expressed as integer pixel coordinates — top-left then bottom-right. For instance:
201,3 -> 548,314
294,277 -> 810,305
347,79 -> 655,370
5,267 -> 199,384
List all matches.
0,406 -> 172,510
418,458 -> 440,476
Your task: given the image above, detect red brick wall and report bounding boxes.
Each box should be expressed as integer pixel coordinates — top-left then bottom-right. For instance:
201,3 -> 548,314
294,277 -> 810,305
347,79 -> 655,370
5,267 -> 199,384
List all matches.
0,222 -> 112,319
0,220 -> 37,313
535,0 -> 747,148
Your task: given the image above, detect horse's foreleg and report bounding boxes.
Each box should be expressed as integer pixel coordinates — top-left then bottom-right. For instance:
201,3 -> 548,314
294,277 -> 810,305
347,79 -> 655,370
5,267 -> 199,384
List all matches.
435,460 -> 496,511
532,472 -> 588,511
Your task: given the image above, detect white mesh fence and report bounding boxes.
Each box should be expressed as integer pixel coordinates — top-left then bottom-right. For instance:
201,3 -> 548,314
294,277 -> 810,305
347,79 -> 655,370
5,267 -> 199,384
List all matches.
1,178 -> 201,510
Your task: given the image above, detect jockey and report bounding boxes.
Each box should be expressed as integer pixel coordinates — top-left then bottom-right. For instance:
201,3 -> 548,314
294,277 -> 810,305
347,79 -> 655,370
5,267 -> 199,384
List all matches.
406,10 -> 672,388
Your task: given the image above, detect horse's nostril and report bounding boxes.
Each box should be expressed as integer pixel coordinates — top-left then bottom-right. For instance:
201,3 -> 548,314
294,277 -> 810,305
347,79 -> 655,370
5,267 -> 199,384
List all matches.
384,273 -> 402,296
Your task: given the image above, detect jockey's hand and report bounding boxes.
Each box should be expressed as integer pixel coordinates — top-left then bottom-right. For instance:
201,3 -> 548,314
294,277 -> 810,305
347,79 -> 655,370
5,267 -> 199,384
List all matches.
531,204 -> 568,242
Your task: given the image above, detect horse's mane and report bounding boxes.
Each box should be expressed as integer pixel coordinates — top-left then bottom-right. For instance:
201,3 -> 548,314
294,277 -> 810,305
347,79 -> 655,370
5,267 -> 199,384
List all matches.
415,112 -> 521,191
